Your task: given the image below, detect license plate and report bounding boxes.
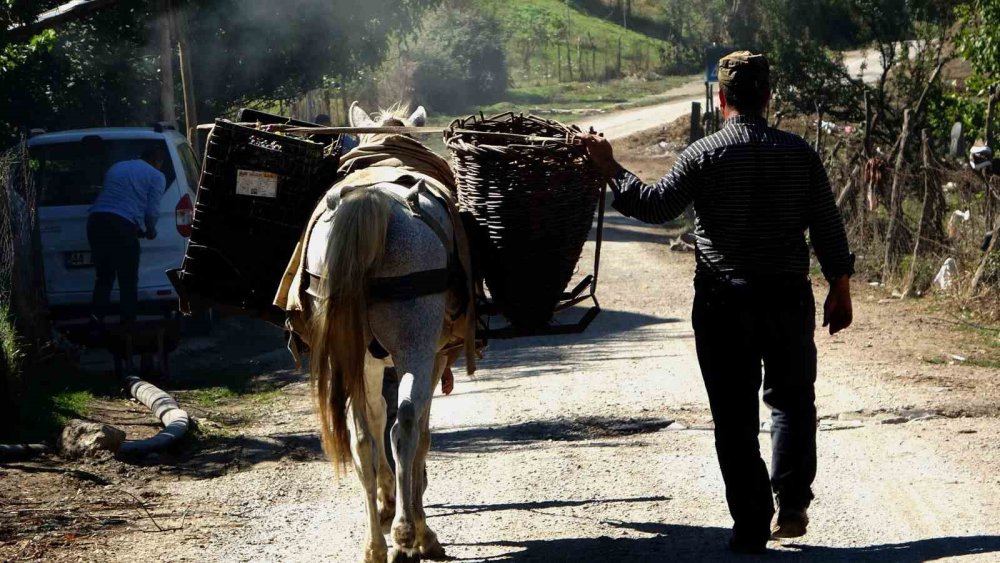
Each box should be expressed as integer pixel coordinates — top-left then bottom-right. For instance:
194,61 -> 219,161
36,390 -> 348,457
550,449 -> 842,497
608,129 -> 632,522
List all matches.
66,251 -> 93,268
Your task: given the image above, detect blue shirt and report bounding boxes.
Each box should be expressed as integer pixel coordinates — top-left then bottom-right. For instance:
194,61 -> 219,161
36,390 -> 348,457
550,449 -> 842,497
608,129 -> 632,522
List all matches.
90,159 -> 166,234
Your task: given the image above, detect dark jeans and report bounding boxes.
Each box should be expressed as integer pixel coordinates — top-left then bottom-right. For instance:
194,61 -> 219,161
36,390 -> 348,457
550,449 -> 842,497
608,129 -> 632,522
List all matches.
692,274 -> 818,542
87,212 -> 140,326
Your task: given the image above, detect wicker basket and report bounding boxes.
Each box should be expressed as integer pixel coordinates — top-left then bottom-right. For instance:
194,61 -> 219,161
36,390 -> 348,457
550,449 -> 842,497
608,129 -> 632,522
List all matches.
176,119 -> 340,313
445,113 -> 603,328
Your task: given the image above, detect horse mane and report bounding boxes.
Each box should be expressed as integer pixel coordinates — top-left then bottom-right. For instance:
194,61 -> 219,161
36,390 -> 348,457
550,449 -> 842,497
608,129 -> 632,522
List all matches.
375,103 -> 412,126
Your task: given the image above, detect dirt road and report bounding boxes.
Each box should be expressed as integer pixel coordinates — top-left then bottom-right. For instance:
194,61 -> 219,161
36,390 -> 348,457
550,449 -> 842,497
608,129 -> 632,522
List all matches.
6,47 -> 997,563
575,48 -> 889,141
61,199 -> 995,562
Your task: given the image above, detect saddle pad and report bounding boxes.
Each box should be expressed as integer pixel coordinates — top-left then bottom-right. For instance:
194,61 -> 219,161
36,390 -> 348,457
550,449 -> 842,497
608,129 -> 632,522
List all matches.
274,137 -> 477,374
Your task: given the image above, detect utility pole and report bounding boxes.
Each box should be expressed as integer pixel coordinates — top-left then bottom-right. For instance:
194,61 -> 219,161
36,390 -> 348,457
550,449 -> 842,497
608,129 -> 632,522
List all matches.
170,0 -> 199,153
157,0 -> 176,124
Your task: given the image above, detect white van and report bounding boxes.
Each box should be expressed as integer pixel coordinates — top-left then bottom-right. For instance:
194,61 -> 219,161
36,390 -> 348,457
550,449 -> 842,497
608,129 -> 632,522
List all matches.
28,125 -> 199,324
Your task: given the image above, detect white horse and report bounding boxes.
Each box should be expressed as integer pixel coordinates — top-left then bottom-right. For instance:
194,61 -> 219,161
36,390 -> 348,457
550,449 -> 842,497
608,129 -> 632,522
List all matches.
306,103 -> 463,563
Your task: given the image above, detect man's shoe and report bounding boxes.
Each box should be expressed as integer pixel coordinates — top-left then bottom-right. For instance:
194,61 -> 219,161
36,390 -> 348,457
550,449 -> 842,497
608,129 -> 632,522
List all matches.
771,509 -> 809,539
729,535 -> 767,555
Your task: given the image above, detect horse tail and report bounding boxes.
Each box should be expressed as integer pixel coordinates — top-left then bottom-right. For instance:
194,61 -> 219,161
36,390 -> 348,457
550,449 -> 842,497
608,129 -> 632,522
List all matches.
310,187 -> 392,470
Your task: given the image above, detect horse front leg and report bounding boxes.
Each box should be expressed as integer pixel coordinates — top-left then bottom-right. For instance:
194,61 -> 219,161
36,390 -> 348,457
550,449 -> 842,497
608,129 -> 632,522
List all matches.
348,401 -> 387,563
388,356 -> 434,563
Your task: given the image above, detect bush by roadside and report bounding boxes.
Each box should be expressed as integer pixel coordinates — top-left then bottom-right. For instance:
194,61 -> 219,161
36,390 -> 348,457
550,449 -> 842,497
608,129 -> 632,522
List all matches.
379,4 -> 508,114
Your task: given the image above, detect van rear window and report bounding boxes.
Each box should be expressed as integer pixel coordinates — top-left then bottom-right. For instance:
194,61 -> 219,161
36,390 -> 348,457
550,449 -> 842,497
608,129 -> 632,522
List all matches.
32,139 -> 177,206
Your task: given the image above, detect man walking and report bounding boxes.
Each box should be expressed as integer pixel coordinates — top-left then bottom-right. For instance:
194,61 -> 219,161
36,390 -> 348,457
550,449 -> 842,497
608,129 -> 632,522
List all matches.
581,51 -> 854,553
87,146 -> 167,365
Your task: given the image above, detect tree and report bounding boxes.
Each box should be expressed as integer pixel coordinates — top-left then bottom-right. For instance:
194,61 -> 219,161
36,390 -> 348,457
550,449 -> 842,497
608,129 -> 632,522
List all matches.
385,4 -> 508,113
0,0 -> 440,146
511,5 -> 561,80
957,0 -> 1000,82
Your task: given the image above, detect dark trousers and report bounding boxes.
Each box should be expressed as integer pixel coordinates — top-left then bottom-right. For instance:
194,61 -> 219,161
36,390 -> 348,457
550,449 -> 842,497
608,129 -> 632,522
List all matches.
692,275 -> 818,541
87,212 -> 140,326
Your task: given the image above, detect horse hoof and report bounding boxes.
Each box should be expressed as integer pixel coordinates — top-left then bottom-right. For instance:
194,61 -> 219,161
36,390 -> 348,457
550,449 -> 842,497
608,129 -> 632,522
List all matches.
388,547 -> 421,563
420,542 -> 447,561
361,544 -> 387,563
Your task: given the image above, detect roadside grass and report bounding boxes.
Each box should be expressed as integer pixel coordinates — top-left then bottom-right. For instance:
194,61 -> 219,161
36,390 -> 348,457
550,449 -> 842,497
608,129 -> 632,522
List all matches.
172,367 -> 290,412
497,76 -> 695,109
912,295 -> 1000,369
0,303 -> 22,384
183,385 -> 283,410
1,355 -> 118,444
475,0 -> 679,86
2,303 -> 113,444
428,75 -> 697,127
921,354 -> 1000,369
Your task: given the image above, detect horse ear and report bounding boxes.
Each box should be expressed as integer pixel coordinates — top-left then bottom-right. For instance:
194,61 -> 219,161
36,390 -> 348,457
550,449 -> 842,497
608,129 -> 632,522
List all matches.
408,106 -> 427,127
349,102 -> 375,128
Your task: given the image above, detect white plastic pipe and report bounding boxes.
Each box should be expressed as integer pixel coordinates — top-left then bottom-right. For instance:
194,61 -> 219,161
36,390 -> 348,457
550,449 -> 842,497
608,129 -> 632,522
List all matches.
118,375 -> 189,455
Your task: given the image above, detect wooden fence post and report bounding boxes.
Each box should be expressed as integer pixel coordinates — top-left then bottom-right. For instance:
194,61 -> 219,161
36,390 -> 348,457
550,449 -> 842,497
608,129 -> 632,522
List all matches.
902,129 -> 932,298
690,102 -> 702,144
985,85 -> 998,228
617,36 -> 622,77
883,109 -> 912,283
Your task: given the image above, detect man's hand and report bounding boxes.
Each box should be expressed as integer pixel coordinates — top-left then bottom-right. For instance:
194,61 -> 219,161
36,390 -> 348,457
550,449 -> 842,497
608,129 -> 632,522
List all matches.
579,133 -> 622,180
823,275 -> 853,335
441,366 -> 454,395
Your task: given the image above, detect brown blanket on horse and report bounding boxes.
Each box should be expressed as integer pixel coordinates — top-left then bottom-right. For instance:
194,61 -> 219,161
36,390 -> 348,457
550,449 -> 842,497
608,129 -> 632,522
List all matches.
274,134 -> 477,374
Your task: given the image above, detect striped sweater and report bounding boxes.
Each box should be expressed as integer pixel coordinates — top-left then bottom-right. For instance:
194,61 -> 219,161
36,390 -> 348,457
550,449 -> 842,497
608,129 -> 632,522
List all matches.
611,115 -> 854,281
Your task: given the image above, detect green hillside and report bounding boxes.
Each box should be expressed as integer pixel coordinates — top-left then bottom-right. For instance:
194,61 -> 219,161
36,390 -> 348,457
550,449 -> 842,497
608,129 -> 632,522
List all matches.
473,0 -> 682,86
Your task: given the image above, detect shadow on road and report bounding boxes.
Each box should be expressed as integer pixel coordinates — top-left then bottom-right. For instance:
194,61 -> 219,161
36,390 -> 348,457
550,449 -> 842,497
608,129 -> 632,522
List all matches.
452,522 -> 1000,562
474,308 -> 687,380
425,495 -> 670,519
155,413 -> 678,476
599,212 -> 681,246
433,416 -> 675,454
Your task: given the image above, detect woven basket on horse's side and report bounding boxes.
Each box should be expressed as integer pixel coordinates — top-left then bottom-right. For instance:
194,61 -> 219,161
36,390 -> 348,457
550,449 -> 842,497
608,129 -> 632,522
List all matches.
445,113 -> 603,328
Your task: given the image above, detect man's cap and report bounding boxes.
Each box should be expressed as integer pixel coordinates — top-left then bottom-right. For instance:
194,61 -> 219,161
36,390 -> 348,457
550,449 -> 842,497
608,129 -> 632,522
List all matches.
718,51 -> 770,90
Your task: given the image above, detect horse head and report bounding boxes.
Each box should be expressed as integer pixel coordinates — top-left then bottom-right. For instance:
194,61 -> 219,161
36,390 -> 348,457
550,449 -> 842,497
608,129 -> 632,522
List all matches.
349,102 -> 426,144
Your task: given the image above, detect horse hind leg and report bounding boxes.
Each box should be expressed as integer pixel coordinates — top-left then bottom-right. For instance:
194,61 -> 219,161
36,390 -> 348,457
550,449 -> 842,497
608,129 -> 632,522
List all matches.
369,282 -> 447,562
364,357 -> 396,532
348,398 -> 387,563
413,405 -> 445,560
387,362 -> 430,563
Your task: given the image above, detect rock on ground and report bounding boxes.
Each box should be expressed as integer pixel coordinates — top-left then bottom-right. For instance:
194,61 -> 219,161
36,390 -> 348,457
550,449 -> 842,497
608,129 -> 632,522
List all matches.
59,419 -> 125,458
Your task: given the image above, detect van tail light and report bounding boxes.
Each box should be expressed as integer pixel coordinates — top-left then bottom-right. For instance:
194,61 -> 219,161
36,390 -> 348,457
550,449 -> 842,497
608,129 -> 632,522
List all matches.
176,194 -> 194,238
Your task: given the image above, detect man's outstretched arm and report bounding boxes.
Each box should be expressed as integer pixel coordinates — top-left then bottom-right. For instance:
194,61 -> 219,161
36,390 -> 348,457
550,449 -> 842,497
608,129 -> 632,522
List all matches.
580,134 -> 696,224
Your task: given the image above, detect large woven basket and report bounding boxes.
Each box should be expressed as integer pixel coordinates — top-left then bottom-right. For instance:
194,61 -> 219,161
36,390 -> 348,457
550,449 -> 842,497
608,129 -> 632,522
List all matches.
445,113 -> 603,328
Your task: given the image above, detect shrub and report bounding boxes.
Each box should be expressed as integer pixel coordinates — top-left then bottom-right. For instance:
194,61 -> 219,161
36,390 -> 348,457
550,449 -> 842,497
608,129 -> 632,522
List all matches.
382,5 -> 508,113
0,303 -> 22,427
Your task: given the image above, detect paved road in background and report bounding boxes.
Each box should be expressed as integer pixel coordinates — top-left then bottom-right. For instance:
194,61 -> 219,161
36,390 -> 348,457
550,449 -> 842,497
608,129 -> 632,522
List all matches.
575,49 -> 888,140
